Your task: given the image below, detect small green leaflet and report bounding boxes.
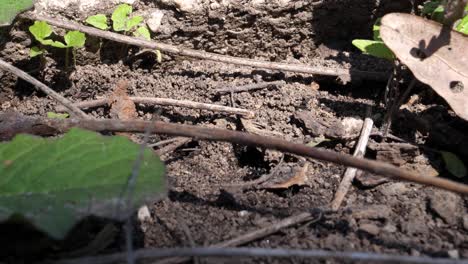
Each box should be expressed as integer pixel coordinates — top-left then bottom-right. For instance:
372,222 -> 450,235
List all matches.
134,26 -> 151,40
126,15 -> 143,31
86,14 -> 108,30
373,18 -> 382,41
352,39 -> 395,60
0,0 -> 34,26
441,151 -> 467,178
29,46 -> 44,57
0,128 -> 166,239
111,3 -> 133,31
64,30 -> 86,48
29,21 -> 53,41
431,5 -> 445,23
456,15 -> 468,34
421,0 -> 442,15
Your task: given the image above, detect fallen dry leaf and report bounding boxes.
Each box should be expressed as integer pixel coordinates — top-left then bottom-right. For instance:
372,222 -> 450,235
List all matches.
380,13 -> 468,120
109,80 -> 138,120
109,80 -> 138,139
262,162 -> 309,189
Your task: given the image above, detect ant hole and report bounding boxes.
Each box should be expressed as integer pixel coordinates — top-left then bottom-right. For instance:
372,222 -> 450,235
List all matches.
410,48 -> 427,59
449,81 -> 464,93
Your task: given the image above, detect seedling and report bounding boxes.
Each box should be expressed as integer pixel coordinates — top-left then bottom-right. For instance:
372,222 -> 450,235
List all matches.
352,19 -> 395,61
86,4 -> 160,61
87,4 -> 151,40
29,21 -> 86,67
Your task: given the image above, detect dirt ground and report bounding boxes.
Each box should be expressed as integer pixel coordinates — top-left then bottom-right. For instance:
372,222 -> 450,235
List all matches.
1,0 -> 468,263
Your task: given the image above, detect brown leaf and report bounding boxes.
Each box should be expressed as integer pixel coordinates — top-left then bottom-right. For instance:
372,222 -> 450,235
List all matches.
109,80 -> 137,139
263,162 -> 309,189
380,13 -> 468,120
109,80 -> 138,121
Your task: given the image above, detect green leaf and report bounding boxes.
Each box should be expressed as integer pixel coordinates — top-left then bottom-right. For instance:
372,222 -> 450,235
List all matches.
29,21 -> 53,41
0,128 -> 166,239
455,15 -> 468,34
126,15 -> 143,31
111,3 -> 132,31
29,46 -> 44,58
133,26 -> 151,40
441,151 -> 467,178
86,14 -> 108,30
64,30 -> 86,48
352,39 -> 395,60
421,0 -> 442,15
41,38 -> 67,48
431,5 -> 445,23
373,18 -> 382,41
0,0 -> 34,26
46,112 -> 69,119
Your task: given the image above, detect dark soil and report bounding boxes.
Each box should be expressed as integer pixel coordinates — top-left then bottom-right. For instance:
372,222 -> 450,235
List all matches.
1,0 -> 468,263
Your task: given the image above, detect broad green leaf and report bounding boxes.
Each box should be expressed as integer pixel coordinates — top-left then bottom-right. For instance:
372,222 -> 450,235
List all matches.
456,15 -> 468,34
64,30 -> 86,48
86,14 -> 108,30
41,38 -> 67,48
421,0 -> 442,15
0,0 -> 34,26
29,46 -> 44,58
441,151 -> 467,178
352,39 -> 395,60
126,15 -> 143,31
134,26 -> 151,40
0,128 -> 166,239
431,5 -> 445,23
46,112 -> 69,119
373,18 -> 382,41
112,3 -> 132,31
29,21 -> 53,41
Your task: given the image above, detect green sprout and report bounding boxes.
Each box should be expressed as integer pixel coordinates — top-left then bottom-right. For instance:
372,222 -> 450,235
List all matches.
28,21 -> 86,67
87,4 -> 151,40
86,4 -> 162,61
352,19 -> 395,61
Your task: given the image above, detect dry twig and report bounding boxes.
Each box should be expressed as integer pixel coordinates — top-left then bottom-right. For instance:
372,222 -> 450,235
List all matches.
1,113 -> 468,194
155,137 -> 192,156
56,97 -> 255,118
216,81 -> 286,94
55,246 -> 468,264
331,117 -> 374,210
21,13 -> 388,81
0,59 -> 88,119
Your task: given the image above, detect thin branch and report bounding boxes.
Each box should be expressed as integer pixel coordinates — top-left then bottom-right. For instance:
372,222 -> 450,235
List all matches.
155,137 -> 191,156
2,114 -> 468,194
331,117 -> 374,210
21,13 -> 388,81
56,97 -> 255,118
155,210 -> 319,264
216,81 -> 286,94
149,137 -> 187,148
0,59 -> 88,119
54,247 -> 468,264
